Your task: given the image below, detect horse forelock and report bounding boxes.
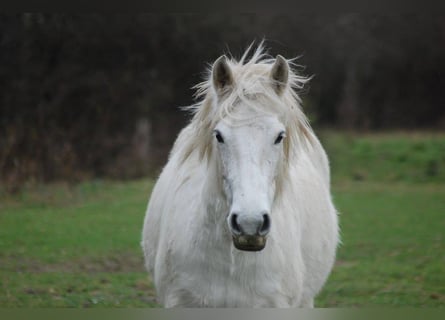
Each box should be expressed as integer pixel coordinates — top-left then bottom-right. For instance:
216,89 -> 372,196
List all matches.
175,43 -> 315,172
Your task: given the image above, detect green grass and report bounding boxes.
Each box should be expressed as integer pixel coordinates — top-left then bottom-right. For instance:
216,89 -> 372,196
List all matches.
0,180 -> 158,307
1,132 -> 444,307
317,182 -> 445,307
320,130 -> 445,183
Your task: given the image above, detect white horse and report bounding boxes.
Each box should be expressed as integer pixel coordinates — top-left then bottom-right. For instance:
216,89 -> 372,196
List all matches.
141,44 -> 339,307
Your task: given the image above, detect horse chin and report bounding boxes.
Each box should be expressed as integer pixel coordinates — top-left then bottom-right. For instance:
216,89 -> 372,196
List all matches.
232,235 -> 267,252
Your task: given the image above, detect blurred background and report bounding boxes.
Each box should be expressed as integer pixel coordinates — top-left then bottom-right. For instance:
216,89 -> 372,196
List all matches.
1,13 -> 445,190
0,14 -> 444,307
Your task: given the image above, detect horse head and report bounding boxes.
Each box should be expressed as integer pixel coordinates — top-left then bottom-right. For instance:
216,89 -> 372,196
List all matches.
210,54 -> 291,251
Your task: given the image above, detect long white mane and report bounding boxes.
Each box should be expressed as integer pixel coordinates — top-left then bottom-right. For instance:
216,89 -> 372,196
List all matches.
172,43 -> 316,167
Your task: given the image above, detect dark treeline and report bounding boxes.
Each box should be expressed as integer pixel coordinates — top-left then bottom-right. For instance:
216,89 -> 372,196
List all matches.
1,14 -> 445,190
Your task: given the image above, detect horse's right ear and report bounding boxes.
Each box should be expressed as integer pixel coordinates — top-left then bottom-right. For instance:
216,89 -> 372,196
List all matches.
212,55 -> 234,96
270,55 -> 289,95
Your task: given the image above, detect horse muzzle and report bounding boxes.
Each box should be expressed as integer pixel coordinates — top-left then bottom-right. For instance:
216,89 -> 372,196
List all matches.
228,212 -> 270,251
232,235 -> 267,251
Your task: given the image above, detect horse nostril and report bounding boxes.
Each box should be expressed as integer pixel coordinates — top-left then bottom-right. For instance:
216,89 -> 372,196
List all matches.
229,213 -> 242,235
259,213 -> 271,236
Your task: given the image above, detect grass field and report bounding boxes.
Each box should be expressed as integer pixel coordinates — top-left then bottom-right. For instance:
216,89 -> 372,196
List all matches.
1,132 -> 444,307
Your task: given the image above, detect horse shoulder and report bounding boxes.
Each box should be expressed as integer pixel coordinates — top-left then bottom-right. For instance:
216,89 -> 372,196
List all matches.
141,125 -> 196,274
280,134 -> 338,302
142,128 -> 206,285
141,163 -> 171,275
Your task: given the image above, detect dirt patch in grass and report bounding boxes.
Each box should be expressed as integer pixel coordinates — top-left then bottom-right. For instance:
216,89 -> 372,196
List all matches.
334,259 -> 359,268
1,252 -> 145,274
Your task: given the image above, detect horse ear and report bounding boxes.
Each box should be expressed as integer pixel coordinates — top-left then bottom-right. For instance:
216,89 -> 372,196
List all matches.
270,55 -> 289,95
212,55 -> 234,95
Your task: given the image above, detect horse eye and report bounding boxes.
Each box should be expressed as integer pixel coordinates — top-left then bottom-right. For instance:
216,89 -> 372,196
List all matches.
274,131 -> 285,145
214,131 -> 224,143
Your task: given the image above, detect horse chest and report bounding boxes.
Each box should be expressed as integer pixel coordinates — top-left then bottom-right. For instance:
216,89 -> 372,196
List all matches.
161,238 -> 301,307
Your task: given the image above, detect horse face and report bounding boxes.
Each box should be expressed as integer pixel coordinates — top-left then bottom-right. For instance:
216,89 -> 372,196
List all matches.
211,54 -> 290,252
214,116 -> 285,251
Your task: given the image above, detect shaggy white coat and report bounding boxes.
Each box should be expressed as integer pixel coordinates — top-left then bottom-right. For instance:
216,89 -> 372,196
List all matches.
141,44 -> 339,307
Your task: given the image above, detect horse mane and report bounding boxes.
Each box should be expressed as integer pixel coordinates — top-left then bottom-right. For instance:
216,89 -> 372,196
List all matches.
172,42 -> 316,167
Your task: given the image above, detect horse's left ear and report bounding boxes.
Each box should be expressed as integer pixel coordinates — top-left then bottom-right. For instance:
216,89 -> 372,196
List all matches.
270,55 -> 289,95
